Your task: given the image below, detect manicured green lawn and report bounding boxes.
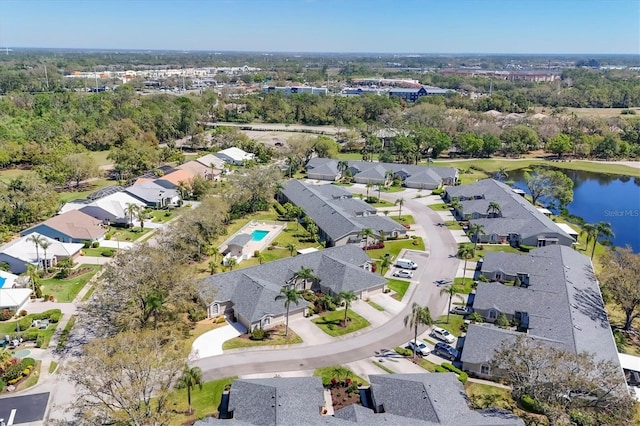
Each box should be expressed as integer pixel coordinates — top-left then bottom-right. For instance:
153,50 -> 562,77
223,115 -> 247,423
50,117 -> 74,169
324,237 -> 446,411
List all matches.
445,220 -> 462,230
372,360 -> 395,374
370,199 -> 395,207
380,185 -> 405,193
0,311 -> 61,348
367,237 -> 425,260
222,328 -> 302,350
428,203 -> 450,211
41,264 -> 101,302
392,215 -> 415,225
108,226 -> 151,242
419,358 -> 439,372
90,150 -> 112,167
313,365 -> 368,386
312,310 -> 370,336
147,209 -> 176,223
58,178 -> 113,204
432,157 -> 640,178
14,360 -> 41,391
459,242 -> 521,262
367,301 -> 385,311
386,279 -> 410,300
465,382 -> 516,411
81,247 -> 118,257
0,168 -> 36,183
452,277 -> 474,294
436,314 -> 465,337
167,377 -> 236,425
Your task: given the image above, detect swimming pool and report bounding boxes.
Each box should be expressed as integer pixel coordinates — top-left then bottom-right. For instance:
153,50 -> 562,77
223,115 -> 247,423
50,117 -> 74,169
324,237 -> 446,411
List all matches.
0,277 -> 5,288
251,230 -> 269,242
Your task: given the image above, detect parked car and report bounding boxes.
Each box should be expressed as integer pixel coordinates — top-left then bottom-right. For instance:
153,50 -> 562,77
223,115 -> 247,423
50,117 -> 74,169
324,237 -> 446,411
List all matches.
433,342 -> 460,361
395,258 -> 417,270
392,269 -> 413,279
406,341 -> 430,356
430,326 -> 456,344
450,306 -> 472,316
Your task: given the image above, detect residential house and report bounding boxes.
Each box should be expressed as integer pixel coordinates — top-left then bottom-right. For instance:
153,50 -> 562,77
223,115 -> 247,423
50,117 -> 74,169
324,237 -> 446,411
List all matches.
195,153 -> 226,171
388,86 -> 451,102
198,245 -> 385,331
0,270 -> 31,311
214,147 -> 255,165
262,86 -> 328,95
178,160 -> 222,181
222,233 -> 253,264
278,180 -> 406,247
461,245 -> 623,385
155,169 -> 195,190
20,210 -> 105,244
0,233 -> 83,274
194,374 -> 523,425
444,179 -> 574,247
306,158 -> 458,189
125,181 -> 181,208
60,191 -> 146,226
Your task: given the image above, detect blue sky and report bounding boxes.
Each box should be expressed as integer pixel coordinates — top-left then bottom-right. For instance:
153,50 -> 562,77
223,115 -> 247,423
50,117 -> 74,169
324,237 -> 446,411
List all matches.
1,0 -> 638,54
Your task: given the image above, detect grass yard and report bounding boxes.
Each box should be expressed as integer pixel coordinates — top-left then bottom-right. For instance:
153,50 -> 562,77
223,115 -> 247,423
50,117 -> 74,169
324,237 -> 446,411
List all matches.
81,247 -> 118,257
371,360 -> 395,374
49,361 -> 58,374
436,314 -> 465,337
419,358 -> 439,373
108,226 -> 151,242
313,365 -> 368,386
222,326 -> 302,350
367,300 -> 385,311
465,382 -> 515,411
147,209 -> 176,223
0,168 -> 36,183
58,178 -> 114,204
444,220 -> 463,230
366,237 -> 425,260
380,185 -> 405,193
386,279 -> 410,300
392,215 -> 415,225
56,315 -> 76,350
460,243 -> 522,262
428,203 -> 450,211
452,277 -> 475,294
167,377 -> 236,425
41,264 -> 101,302
14,360 -> 41,391
312,309 -> 370,337
0,311 -> 60,348
370,199 -> 395,207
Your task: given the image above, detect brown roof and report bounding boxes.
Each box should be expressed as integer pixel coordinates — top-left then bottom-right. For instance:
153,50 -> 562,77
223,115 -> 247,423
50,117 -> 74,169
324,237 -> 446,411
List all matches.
177,160 -> 219,177
157,169 -> 195,185
41,210 -> 105,240
132,177 -> 155,186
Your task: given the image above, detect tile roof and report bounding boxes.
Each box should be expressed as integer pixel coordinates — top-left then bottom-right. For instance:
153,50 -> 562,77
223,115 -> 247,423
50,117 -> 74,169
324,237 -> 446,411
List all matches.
198,245 -> 385,323
25,210 -> 105,240
177,160 -> 212,176
156,169 -> 195,187
196,153 -> 226,169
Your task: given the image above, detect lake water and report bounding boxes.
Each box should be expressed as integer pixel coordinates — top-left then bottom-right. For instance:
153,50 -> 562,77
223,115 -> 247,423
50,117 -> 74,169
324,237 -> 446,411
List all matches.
506,168 -> 640,252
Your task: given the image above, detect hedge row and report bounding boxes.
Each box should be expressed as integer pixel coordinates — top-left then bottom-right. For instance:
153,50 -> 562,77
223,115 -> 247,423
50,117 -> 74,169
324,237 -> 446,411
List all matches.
273,202 -> 286,216
435,362 -> 468,384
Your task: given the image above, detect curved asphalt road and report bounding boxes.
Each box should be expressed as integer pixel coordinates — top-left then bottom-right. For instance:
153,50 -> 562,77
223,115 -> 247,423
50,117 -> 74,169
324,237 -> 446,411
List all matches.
194,187 -> 460,381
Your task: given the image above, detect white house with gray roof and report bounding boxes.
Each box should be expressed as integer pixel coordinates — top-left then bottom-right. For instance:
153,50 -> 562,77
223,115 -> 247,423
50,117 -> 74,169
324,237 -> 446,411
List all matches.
194,374 -> 523,425
461,245 -> 623,385
306,158 -> 458,189
198,245 -> 385,331
444,179 -> 574,247
278,180 -> 406,247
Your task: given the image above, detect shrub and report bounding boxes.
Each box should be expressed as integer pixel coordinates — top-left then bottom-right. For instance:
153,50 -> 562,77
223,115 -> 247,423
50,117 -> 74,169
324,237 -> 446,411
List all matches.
395,346 -> 413,357
518,244 -> 535,253
520,394 -> 543,414
48,312 -> 62,323
101,248 -> 115,257
105,233 -> 112,240
0,379 -> 4,392
82,240 -> 91,249
253,250 -> 260,258
18,316 -> 32,330
570,410 -> 595,426
22,368 -> 30,376
22,330 -> 39,341
250,328 -> 268,341
495,312 -> 510,328
215,316 -> 226,324
0,309 -> 13,321
431,188 -> 444,196
458,372 -> 468,384
187,307 -> 207,323
434,365 -> 448,373
621,109 -> 637,115
19,309 -> 27,317
3,363 -> 24,381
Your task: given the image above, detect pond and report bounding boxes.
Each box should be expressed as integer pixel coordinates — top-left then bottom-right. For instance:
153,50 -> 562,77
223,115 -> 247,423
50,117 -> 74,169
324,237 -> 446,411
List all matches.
506,168 -> 640,253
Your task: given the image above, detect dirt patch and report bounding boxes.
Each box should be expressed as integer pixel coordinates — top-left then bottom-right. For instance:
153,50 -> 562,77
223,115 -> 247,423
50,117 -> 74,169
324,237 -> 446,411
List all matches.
67,267 -> 93,278
329,384 -> 361,411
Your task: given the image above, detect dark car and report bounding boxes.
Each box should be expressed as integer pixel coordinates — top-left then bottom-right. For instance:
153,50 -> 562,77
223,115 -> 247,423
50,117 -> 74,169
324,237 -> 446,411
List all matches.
433,342 -> 460,361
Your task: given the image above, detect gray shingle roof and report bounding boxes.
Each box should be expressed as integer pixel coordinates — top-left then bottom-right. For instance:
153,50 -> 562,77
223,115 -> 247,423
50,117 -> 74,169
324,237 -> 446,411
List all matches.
124,181 -> 179,204
198,245 -> 386,323
469,246 -> 620,366
279,180 -> 404,243
447,179 -> 572,241
305,158 -> 457,184
228,233 -> 252,247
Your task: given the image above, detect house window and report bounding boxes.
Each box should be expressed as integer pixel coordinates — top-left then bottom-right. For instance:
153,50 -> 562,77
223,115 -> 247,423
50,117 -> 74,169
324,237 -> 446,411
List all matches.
481,364 -> 490,375
211,304 -> 219,316
489,310 -> 497,320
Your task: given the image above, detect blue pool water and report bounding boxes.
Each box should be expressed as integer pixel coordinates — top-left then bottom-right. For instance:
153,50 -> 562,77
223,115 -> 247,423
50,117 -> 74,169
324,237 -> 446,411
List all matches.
0,277 -> 6,288
252,230 -> 269,242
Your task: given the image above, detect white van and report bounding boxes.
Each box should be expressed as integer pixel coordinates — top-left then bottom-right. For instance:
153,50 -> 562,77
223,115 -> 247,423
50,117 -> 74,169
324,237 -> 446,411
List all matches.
395,258 -> 417,270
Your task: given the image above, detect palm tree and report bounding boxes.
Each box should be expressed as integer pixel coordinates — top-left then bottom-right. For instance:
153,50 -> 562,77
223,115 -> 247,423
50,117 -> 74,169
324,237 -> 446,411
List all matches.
592,222 -> 615,259
27,234 -> 44,269
136,208 -> 148,231
286,243 -> 297,257
468,223 -> 485,249
581,223 -> 597,255
292,267 -> 317,291
226,257 -> 237,271
366,181 -> 372,199
377,229 -> 387,243
384,170 -> 394,186
337,160 -> 349,180
404,303 -> 433,361
337,291 -> 358,328
257,252 -> 265,264
359,227 -> 375,249
457,245 -> 475,284
376,183 -> 383,200
25,263 -> 41,297
209,246 -> 220,263
208,260 -> 218,275
126,203 -> 140,227
496,166 -> 508,182
487,201 -> 501,218
38,240 -> 51,274
275,287 -> 302,337
450,198 -> 461,218
380,253 -> 393,275
440,285 -> 463,324
175,365 -> 203,415
395,197 -> 405,218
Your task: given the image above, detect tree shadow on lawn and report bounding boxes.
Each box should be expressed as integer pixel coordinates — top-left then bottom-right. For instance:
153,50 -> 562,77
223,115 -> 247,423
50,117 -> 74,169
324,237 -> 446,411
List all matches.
314,318 -> 349,330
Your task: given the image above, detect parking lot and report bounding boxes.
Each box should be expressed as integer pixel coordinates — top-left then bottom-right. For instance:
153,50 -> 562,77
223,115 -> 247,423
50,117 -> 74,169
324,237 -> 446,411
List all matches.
0,393 -> 49,425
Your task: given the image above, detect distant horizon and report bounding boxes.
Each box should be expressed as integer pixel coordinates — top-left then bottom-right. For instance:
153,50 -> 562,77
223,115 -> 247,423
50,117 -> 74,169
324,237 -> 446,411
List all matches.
3,46 -> 639,58
1,0 -> 638,55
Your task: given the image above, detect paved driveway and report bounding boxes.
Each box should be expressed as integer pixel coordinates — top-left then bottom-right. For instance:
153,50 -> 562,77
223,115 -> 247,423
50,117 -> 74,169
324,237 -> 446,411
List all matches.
0,392 -> 49,425
191,322 -> 246,359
